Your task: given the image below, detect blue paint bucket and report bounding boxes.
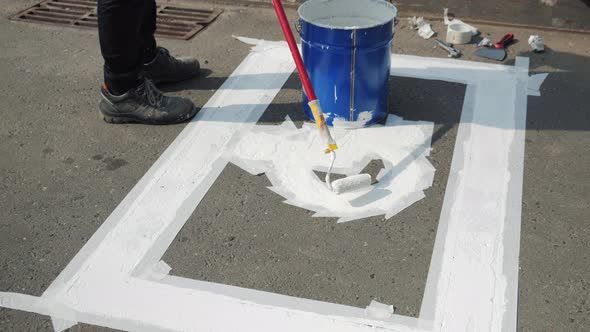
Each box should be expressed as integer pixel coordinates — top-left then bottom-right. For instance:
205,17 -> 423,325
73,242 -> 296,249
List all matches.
298,0 -> 397,127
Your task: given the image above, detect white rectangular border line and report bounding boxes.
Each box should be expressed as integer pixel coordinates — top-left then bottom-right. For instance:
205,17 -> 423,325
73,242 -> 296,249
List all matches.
501,57 -> 530,331
0,39 -> 534,332
41,43 -> 422,332
418,58 -> 529,332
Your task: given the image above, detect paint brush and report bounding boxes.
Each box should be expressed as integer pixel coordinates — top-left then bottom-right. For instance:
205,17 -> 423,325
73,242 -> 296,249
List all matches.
271,0 -> 372,194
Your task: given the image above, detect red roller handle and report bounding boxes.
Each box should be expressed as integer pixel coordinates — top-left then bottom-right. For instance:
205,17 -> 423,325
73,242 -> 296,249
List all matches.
271,0 -> 317,101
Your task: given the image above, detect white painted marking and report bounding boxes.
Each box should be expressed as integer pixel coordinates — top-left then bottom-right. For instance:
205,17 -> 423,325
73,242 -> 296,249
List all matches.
231,114 -> 435,223
417,57 -> 533,332
0,38 -> 547,332
527,73 -> 549,96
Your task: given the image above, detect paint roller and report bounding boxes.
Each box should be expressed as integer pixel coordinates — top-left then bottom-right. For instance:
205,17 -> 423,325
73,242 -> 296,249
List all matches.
271,0 -> 372,194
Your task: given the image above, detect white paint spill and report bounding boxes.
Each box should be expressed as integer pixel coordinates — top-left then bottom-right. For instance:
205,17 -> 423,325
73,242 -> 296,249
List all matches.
231,114 -> 435,223
334,85 -> 338,103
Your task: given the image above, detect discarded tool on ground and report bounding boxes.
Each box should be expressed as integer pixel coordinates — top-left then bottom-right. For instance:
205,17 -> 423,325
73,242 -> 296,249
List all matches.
271,0 -> 372,194
435,39 -> 461,57
473,32 -> 514,61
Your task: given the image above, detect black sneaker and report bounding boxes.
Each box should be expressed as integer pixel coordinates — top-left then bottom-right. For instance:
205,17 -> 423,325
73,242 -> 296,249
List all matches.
99,79 -> 197,124
142,47 -> 201,84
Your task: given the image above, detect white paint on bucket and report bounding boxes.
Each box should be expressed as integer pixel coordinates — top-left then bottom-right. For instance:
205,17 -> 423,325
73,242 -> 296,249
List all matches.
299,0 -> 397,30
332,111 -> 374,128
313,16 -> 383,28
299,0 -> 396,127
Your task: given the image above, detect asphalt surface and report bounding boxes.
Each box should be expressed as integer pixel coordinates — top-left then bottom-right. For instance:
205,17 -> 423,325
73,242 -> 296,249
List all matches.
394,0 -> 590,32
212,0 -> 590,31
0,0 -> 589,331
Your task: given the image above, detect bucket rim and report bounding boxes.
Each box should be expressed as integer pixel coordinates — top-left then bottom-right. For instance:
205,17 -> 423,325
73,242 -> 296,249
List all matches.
298,0 -> 397,31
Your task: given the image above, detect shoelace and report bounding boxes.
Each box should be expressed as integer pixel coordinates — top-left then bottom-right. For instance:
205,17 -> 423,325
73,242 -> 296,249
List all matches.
137,79 -> 164,107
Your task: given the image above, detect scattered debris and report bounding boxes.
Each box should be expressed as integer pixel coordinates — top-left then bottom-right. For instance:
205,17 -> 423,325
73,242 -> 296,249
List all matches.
477,37 -> 493,47
443,8 -> 478,37
408,16 -> 435,39
418,24 -> 436,39
493,33 -> 514,48
474,47 -> 506,61
474,33 -> 514,61
528,35 -> 545,52
365,300 -> 394,319
407,16 -> 420,29
446,23 -> 472,44
435,39 -> 461,58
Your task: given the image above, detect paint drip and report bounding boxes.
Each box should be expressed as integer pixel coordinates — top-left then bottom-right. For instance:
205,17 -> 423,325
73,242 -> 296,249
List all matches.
332,111 -> 374,129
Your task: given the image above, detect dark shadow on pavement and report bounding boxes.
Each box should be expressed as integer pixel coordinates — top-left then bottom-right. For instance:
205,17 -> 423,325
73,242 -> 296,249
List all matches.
161,48 -> 588,138
161,70 -> 302,93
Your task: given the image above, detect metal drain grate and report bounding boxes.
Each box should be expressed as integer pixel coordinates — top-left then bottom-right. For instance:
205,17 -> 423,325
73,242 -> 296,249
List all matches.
11,0 -> 222,40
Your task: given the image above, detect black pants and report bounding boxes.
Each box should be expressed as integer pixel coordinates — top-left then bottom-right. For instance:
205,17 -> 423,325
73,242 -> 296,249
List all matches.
98,0 -> 158,95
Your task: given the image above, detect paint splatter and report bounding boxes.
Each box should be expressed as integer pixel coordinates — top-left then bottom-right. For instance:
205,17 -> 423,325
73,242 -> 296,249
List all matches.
332,111 -> 375,129
231,114 -> 435,223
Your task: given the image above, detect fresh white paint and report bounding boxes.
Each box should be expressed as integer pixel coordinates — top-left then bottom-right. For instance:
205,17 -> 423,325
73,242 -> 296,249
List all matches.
0,38 -> 547,332
332,110 -> 376,128
231,113 -> 435,223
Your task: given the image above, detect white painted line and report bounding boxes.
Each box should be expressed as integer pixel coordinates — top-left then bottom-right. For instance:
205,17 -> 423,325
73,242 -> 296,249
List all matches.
418,57 -> 534,331
42,41 -> 296,331
500,57 -> 531,332
0,292 -> 52,316
0,38 -> 548,332
390,53 -> 517,84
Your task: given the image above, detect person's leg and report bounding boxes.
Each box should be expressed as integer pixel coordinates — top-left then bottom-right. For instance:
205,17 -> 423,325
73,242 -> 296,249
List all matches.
97,0 -> 197,124
97,0 -> 144,95
136,0 -> 201,84
139,0 -> 158,64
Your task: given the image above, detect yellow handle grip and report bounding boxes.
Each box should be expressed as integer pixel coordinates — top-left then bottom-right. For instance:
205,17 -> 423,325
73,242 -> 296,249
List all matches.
308,100 -> 338,153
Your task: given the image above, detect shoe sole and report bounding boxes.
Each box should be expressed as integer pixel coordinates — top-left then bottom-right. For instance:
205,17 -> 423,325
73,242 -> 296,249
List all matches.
99,102 -> 197,125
